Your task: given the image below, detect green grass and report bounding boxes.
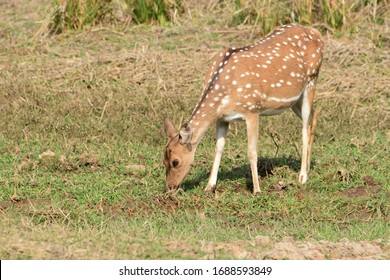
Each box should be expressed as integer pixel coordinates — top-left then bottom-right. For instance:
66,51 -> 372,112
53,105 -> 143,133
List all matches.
47,0 -> 182,33
44,0 -> 390,42
0,0 -> 389,259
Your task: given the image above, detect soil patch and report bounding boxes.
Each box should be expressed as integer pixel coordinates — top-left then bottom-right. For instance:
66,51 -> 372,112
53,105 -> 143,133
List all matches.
195,237 -> 389,260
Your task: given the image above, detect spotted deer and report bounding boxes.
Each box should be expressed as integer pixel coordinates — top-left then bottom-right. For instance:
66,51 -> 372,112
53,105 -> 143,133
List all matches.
163,24 -> 324,194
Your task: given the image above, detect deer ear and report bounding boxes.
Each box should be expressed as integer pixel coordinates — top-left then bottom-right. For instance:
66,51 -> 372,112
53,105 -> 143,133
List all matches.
164,118 -> 177,139
179,122 -> 193,144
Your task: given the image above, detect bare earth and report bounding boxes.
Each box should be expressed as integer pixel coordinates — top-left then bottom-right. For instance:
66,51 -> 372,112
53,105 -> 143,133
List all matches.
0,0 -> 389,260
192,237 -> 390,260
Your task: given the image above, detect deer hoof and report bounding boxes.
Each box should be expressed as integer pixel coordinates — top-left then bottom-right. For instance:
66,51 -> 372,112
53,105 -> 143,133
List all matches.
253,189 -> 261,195
298,172 -> 308,185
204,184 -> 217,193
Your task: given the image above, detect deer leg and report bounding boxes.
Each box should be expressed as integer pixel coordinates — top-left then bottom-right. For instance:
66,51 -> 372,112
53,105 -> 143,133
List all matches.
205,120 -> 229,192
245,113 -> 260,194
299,105 -> 310,184
295,82 -> 316,185
307,110 -> 318,172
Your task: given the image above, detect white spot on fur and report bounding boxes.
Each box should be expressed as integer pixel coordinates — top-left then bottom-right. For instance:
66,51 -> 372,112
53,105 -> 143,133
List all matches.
222,96 -> 230,106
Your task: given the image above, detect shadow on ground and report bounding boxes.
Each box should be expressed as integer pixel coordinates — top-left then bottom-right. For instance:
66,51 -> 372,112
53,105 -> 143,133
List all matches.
182,156 -> 311,192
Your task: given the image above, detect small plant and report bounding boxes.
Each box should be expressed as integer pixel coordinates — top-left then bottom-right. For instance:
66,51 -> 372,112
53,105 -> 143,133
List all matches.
321,0 -> 347,31
50,0 -> 112,33
132,0 -> 181,25
230,0 -> 291,33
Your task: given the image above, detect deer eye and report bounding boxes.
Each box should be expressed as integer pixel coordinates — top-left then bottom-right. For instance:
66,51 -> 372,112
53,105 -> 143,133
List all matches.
172,159 -> 179,167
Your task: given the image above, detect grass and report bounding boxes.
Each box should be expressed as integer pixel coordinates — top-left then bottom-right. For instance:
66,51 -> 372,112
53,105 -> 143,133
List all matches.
0,0 -> 389,259
46,0 -> 183,34
43,0 -> 390,44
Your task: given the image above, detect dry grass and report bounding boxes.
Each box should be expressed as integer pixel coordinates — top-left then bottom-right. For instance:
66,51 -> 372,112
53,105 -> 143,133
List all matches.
36,0 -> 390,44
0,0 -> 389,259
1,215 -> 389,259
4,21 -> 388,142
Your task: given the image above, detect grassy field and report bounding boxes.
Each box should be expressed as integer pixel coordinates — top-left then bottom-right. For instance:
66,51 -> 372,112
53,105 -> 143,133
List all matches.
0,0 -> 389,259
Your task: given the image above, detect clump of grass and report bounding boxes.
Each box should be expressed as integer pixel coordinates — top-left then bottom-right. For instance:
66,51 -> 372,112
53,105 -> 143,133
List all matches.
229,0 -> 291,34
230,0 -> 290,34
228,0 -> 389,34
47,0 -> 182,34
49,0 -> 113,33
132,0 -> 182,25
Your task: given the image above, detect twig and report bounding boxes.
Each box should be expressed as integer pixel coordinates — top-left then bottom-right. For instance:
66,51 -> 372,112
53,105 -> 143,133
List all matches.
99,100 -> 109,124
269,132 -> 279,157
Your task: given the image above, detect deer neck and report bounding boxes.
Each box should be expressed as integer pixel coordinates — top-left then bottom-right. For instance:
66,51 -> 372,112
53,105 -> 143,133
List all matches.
188,104 -> 217,146
187,49 -> 236,146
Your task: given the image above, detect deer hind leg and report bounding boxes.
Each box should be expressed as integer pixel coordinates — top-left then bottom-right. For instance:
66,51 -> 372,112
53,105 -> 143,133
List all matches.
293,82 -> 316,185
205,120 -> 229,192
245,113 -> 260,194
307,110 -> 318,172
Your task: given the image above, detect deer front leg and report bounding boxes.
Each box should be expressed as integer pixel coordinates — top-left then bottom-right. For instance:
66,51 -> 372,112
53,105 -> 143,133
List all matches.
245,113 -> 260,194
205,120 -> 229,192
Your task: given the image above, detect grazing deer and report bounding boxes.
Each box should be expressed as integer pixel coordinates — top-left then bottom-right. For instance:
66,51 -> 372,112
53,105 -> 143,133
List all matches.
163,24 -> 324,194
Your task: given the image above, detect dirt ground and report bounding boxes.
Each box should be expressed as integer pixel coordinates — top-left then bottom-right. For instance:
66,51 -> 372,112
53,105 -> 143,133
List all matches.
1,198 -> 389,259
1,224 -> 389,259
0,0 -> 389,260
165,237 -> 390,260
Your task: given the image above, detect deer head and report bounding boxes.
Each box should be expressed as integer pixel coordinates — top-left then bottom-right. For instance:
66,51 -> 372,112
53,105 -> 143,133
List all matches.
163,118 -> 195,191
